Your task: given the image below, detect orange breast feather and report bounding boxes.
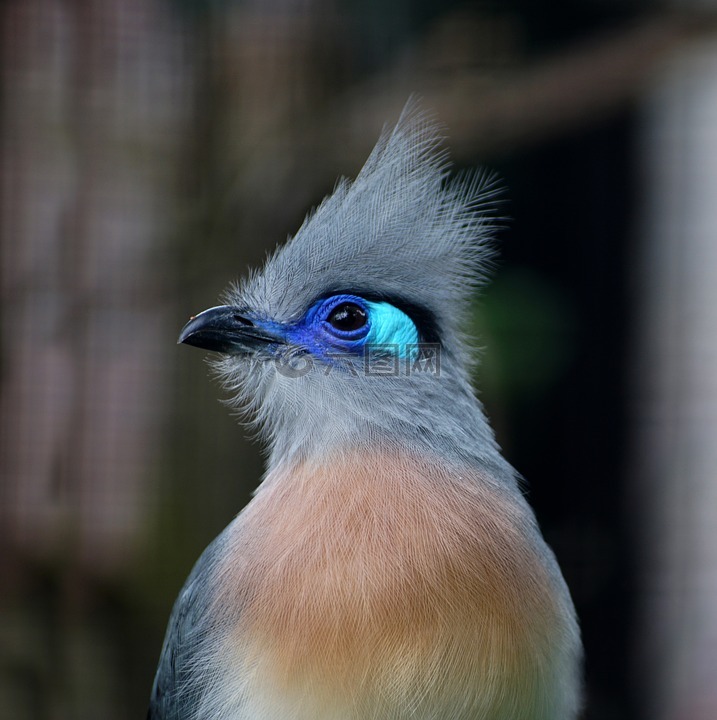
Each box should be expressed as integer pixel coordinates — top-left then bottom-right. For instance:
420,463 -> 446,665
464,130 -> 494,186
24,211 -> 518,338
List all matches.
212,450 -> 568,719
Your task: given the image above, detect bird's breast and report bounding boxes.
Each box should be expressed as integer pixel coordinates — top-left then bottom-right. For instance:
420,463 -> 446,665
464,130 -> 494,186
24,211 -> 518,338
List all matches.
206,449 -> 579,719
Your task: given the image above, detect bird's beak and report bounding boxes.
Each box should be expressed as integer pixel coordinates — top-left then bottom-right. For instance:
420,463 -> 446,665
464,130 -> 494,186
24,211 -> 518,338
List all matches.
178,305 -> 283,355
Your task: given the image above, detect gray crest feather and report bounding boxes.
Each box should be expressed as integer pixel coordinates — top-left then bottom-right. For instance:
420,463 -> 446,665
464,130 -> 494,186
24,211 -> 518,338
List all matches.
228,101 -> 503,355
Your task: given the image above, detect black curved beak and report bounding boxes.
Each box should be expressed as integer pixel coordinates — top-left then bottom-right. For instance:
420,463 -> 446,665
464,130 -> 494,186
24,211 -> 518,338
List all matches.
178,305 -> 283,355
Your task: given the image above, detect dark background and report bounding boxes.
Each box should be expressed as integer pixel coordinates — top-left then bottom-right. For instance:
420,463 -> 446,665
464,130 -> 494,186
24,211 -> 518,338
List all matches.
3,1 -> 716,718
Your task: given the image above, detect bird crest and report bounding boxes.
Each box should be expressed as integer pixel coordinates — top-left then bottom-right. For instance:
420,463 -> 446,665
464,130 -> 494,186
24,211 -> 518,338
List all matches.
232,100 -> 503,353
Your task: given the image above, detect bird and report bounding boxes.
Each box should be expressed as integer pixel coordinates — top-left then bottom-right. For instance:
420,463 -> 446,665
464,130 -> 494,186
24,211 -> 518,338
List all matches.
148,102 -> 583,720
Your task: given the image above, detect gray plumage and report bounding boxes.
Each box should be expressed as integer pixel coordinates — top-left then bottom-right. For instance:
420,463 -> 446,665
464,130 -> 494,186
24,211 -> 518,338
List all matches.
149,102 -> 582,720
217,108 -> 505,473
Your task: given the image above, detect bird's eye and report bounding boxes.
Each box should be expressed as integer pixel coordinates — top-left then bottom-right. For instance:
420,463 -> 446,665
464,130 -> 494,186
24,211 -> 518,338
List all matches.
326,302 -> 367,333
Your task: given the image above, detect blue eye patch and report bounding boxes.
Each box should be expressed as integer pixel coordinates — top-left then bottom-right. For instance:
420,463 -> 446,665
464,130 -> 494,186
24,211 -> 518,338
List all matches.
288,294 -> 419,358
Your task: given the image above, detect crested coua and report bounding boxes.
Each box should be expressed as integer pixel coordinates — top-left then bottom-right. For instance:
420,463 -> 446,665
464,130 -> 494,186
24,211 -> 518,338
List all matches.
148,104 -> 583,720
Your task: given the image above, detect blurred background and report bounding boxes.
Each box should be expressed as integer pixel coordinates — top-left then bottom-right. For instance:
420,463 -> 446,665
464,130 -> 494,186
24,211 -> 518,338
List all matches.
2,1 -> 717,718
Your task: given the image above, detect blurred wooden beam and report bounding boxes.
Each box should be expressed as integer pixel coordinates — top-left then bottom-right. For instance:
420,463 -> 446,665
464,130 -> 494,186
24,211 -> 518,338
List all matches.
225,11 -> 716,240
337,12 -> 716,161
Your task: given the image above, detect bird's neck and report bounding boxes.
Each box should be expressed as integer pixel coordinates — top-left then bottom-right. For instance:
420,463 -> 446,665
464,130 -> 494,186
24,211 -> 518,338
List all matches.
261,400 -> 515,488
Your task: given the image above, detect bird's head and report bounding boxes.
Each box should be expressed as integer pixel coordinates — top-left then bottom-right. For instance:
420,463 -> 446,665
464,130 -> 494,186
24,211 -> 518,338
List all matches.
180,104 -> 506,470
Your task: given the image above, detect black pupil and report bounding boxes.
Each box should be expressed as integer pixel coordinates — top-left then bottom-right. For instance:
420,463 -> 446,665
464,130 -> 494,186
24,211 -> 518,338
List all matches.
327,302 -> 367,332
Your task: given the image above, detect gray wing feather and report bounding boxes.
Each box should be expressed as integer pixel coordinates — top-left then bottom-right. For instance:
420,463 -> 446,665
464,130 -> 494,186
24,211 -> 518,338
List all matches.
147,534 -> 226,720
